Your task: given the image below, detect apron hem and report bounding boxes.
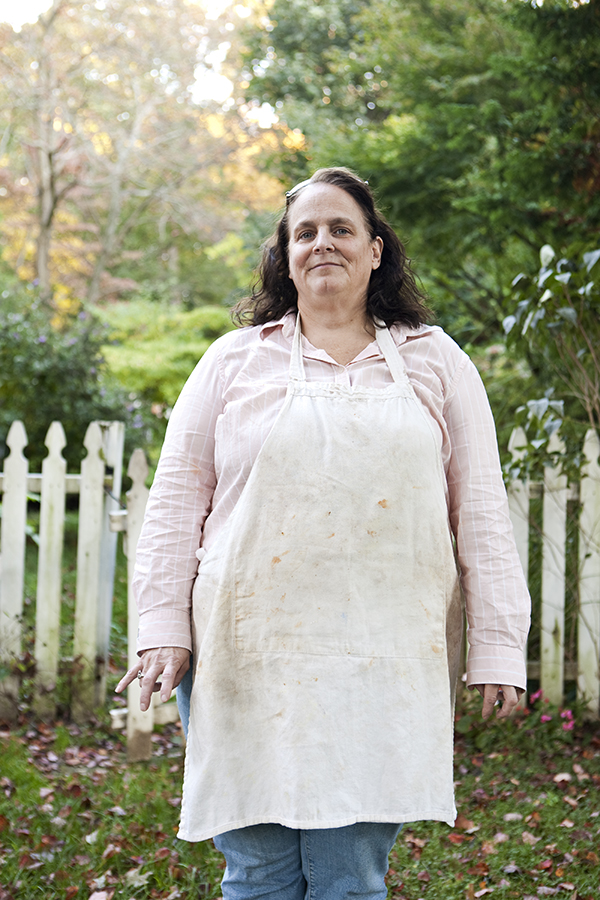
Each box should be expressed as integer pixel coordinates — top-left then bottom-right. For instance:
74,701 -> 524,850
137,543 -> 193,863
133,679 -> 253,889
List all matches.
178,808 -> 457,843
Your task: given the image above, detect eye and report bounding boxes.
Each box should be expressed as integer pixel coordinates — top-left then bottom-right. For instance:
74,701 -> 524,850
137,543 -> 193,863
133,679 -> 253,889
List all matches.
334,227 -> 350,235
297,230 -> 314,240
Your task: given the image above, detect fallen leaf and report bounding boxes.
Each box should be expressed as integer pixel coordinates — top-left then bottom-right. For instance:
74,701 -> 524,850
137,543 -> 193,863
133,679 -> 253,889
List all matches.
474,890 -> 494,898
481,842 -> 497,856
558,819 -> 575,828
65,888 -> 79,899
108,805 -> 126,816
455,812 -> 476,831
125,868 -> 151,888
538,860 -> 553,871
417,871 -> 431,882
558,884 -> 575,891
494,832 -> 509,843
553,773 -> 572,784
503,865 -> 521,875
563,796 -> 578,809
85,830 -> 99,845
584,850 -> 599,864
522,831 -> 541,845
572,763 -> 588,781
537,888 -> 559,896
154,847 -> 171,861
503,813 -> 523,822
39,787 -> 54,799
448,833 -> 467,844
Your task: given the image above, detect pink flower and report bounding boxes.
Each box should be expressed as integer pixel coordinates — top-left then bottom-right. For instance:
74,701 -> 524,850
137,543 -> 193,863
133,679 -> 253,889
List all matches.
530,689 -> 543,703
560,709 -> 574,721
562,720 -> 575,731
541,714 -> 553,723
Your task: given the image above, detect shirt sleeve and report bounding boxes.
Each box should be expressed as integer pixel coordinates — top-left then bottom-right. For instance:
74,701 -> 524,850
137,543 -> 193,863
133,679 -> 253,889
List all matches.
133,339 -> 224,654
444,357 -> 531,689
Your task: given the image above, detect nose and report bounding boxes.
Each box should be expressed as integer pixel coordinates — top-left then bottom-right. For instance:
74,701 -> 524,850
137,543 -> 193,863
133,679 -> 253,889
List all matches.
313,227 -> 334,252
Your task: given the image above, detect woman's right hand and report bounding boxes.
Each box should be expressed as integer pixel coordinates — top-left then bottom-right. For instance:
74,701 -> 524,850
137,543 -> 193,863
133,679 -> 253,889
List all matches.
115,647 -> 191,712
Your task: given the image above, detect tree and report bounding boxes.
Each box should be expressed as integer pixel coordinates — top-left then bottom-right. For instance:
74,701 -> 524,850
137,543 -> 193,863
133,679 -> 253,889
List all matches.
236,0 -> 600,345
0,0 -> 281,308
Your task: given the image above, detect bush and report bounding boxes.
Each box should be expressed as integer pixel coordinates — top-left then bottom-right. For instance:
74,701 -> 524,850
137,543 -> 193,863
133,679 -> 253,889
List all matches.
0,288 -> 128,471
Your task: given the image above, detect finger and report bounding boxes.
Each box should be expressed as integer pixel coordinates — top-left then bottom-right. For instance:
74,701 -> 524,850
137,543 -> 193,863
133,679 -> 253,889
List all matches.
495,685 -> 519,719
481,684 -> 499,720
115,663 -> 143,694
159,655 -> 190,703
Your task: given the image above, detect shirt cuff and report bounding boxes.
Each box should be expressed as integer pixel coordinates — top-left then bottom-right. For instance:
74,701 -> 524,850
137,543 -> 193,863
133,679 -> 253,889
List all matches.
466,643 -> 527,691
136,608 -> 192,656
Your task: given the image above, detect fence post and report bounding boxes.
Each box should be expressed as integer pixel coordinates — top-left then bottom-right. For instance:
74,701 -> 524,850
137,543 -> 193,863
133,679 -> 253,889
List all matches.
96,421 -> 125,706
0,421 -> 29,721
33,422 -> 67,719
508,426 -> 530,704
124,448 -> 153,761
541,433 -> 567,705
72,422 -> 105,721
578,428 -> 600,717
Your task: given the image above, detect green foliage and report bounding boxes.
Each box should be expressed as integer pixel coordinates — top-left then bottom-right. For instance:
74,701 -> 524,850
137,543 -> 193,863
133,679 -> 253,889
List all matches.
0,284 -> 128,471
241,0 -> 600,350
503,243 -> 600,479
102,301 -> 235,464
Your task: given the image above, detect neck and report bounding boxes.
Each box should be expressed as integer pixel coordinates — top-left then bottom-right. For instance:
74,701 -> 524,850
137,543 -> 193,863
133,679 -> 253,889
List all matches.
296,300 -> 376,366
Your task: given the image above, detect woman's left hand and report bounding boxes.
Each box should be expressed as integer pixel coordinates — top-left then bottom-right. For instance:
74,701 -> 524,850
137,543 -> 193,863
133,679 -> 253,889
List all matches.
474,684 -> 523,720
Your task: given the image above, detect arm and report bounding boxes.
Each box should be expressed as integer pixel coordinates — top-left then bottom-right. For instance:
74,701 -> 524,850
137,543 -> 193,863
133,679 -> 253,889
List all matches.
116,339 -> 226,706
443,356 -> 531,714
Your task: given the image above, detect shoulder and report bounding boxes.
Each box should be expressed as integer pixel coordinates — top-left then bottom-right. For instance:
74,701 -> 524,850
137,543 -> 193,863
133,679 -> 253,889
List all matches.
393,323 -> 471,384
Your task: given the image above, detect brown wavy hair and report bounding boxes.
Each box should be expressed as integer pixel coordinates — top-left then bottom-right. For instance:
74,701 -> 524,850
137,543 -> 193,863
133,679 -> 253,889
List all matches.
232,167 -> 432,329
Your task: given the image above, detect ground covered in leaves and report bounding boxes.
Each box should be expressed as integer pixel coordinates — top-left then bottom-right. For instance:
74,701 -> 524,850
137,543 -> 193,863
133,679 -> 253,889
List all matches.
0,691 -> 599,900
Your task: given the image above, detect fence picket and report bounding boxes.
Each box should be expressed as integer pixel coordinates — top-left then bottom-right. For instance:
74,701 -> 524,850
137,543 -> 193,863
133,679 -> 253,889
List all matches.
123,448 -> 153,761
0,421 -> 29,720
578,429 -> 600,716
96,421 -> 125,704
34,422 -> 67,719
540,433 -> 568,704
72,422 -> 106,721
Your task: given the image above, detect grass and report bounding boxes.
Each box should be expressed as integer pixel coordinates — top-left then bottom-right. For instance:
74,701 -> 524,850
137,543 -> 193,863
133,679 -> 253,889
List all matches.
0,691 -> 599,900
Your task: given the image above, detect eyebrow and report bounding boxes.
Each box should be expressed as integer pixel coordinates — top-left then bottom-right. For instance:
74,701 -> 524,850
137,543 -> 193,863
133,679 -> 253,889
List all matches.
292,216 -> 355,232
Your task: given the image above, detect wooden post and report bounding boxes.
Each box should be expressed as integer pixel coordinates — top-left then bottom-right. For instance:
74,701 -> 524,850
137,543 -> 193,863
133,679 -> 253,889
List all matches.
508,426 -> 530,705
34,422 -> 67,719
0,422 -> 29,721
124,449 -> 153,761
72,422 -> 105,721
540,433 -> 567,705
95,421 -> 125,706
578,429 -> 600,718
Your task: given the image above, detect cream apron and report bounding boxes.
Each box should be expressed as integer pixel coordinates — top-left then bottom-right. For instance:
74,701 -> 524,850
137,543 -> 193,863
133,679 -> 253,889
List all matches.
178,315 -> 463,841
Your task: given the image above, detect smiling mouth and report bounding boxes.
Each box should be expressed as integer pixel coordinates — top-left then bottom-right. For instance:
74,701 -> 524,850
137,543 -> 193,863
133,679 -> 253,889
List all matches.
311,262 -> 341,269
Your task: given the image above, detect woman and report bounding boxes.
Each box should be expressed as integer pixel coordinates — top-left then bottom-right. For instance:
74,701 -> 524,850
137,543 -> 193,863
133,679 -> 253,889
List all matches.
117,167 -> 530,900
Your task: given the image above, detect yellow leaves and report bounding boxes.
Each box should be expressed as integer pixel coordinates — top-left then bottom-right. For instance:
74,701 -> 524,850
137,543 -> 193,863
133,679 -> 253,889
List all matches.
51,283 -> 81,328
91,131 -> 113,155
206,114 -> 225,138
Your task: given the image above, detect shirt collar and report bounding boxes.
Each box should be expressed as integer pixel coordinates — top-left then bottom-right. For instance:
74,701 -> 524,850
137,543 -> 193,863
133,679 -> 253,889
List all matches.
259,311 -> 436,350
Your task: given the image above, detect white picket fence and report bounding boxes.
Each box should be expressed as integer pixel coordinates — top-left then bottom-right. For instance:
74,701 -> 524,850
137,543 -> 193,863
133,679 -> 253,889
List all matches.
507,427 -> 600,715
0,419 -> 124,722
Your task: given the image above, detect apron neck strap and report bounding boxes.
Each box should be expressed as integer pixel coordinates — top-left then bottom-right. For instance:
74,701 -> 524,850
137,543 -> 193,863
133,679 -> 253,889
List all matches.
289,312 -> 408,384
375,322 -> 408,384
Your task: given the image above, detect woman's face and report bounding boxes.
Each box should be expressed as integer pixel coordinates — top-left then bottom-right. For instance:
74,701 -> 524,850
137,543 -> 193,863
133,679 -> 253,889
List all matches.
287,183 -> 382,310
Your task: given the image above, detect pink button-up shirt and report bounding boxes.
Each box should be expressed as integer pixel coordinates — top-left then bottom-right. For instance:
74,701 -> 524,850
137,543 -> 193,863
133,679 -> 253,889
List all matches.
133,314 -> 530,688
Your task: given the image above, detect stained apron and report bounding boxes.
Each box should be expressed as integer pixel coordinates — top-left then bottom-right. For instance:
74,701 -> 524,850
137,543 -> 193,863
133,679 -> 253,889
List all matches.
178,315 -> 463,841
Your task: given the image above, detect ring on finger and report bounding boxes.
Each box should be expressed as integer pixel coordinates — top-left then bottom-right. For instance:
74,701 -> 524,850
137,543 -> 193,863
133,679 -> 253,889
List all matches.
137,670 -> 144,681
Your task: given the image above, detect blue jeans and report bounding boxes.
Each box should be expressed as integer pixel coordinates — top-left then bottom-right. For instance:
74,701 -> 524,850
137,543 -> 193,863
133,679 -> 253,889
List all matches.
214,822 -> 402,900
177,663 -> 401,900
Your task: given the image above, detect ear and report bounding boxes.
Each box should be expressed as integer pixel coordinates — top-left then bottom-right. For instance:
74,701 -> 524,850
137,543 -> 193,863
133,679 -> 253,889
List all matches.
371,236 -> 383,270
